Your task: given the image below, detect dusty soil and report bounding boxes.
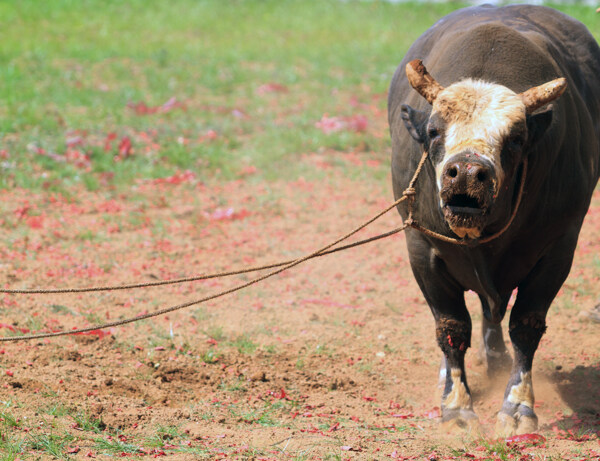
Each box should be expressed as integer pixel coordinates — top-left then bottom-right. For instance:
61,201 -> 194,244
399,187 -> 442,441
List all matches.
0,154 -> 598,459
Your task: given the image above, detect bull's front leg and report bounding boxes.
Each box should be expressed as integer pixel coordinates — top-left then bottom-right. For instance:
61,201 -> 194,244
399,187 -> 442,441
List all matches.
436,314 -> 480,432
407,237 -> 480,432
495,309 -> 545,436
495,232 -> 577,437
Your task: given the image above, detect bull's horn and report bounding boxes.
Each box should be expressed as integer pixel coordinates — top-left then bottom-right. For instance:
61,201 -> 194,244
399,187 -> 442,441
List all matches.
520,78 -> 567,114
405,59 -> 444,105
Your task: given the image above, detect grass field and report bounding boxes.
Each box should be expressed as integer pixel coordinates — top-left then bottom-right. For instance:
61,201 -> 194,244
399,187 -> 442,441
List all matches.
2,1 -> 599,190
0,0 -> 500,190
0,1 -> 599,460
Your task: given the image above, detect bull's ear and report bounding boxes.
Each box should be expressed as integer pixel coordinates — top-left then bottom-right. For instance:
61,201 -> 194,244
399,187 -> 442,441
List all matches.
400,104 -> 428,144
526,106 -> 553,147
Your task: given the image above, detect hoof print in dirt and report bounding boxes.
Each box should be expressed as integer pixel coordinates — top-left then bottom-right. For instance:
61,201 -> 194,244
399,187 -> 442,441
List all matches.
250,370 -> 268,382
329,377 -> 354,390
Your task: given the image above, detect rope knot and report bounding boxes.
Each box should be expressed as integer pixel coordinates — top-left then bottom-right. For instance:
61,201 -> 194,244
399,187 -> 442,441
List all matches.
403,187 -> 416,197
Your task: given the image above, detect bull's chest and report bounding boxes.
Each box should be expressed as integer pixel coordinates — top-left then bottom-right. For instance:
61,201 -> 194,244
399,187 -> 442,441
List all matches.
436,246 -> 506,314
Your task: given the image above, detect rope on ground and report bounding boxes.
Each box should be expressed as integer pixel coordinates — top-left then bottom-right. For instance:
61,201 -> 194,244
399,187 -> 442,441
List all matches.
0,151 -> 528,342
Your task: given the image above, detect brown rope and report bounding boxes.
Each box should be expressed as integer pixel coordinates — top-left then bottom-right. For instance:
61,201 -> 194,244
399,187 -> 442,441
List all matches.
0,227 -> 411,342
0,152 -> 430,342
0,151 -> 527,342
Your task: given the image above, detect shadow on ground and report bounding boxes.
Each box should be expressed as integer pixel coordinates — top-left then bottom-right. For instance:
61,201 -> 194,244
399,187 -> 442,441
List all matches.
544,363 -> 600,438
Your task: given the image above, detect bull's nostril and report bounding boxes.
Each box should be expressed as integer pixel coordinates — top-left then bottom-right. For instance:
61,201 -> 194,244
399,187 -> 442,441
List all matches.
448,166 -> 458,178
477,171 -> 488,182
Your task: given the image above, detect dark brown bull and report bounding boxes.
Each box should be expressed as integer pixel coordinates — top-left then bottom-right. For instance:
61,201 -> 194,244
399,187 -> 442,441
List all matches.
388,5 -> 600,435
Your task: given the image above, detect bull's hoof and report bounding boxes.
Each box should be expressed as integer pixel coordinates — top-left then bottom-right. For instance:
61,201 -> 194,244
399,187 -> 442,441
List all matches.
495,411 -> 538,437
441,409 -> 481,434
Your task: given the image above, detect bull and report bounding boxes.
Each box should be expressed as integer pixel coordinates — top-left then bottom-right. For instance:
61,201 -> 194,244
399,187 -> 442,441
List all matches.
388,5 -> 600,435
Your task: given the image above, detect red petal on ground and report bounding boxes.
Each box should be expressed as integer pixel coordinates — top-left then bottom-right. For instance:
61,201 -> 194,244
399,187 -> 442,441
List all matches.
347,114 -> 368,132
327,422 -> 340,432
238,165 -> 258,176
506,433 -> 546,446
96,200 -> 123,213
315,115 -> 345,134
208,208 -> 233,220
151,170 -> 196,185
118,136 -> 133,159
423,407 -> 441,419
271,388 -> 287,399
256,82 -> 289,95
72,329 -> 111,339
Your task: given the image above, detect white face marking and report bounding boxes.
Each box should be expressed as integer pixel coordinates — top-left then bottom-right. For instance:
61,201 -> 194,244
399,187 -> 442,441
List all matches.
443,368 -> 472,410
431,79 -> 527,198
507,371 -> 535,409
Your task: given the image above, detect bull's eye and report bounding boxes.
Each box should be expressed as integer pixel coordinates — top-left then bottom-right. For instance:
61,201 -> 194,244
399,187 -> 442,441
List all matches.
507,135 -> 525,150
428,127 -> 440,140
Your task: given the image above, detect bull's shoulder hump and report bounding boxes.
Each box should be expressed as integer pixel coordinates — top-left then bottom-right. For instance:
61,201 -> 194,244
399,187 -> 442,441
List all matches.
424,4 -> 591,37
395,5 -> 600,90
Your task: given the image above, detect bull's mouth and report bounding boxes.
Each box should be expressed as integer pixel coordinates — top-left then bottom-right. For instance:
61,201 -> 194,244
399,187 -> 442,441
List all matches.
446,194 -> 485,215
442,193 -> 487,239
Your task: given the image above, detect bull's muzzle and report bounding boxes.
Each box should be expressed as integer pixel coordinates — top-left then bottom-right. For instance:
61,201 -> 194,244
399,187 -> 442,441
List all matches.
439,153 -> 496,239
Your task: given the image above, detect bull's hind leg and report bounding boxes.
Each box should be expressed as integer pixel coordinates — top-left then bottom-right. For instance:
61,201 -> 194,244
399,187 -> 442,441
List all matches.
481,316 -> 512,376
495,232 -> 578,437
479,295 -> 512,377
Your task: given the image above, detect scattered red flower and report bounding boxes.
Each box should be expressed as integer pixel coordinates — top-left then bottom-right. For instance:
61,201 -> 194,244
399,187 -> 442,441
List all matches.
116,136 -> 133,160
256,82 -> 288,95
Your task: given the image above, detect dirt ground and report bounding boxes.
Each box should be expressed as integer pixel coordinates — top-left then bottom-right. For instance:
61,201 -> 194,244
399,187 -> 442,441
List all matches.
0,153 -> 598,459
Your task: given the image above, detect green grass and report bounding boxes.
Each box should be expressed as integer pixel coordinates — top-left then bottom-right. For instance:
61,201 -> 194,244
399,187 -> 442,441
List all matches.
26,432 -> 75,459
229,334 -> 259,354
71,410 -> 106,433
2,1 -> 599,192
0,0 -> 459,191
0,1 -> 599,193
201,348 -> 220,364
93,435 -> 143,455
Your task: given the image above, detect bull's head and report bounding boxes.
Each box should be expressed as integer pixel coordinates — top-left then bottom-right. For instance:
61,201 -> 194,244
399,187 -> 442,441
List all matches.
401,59 -> 566,239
